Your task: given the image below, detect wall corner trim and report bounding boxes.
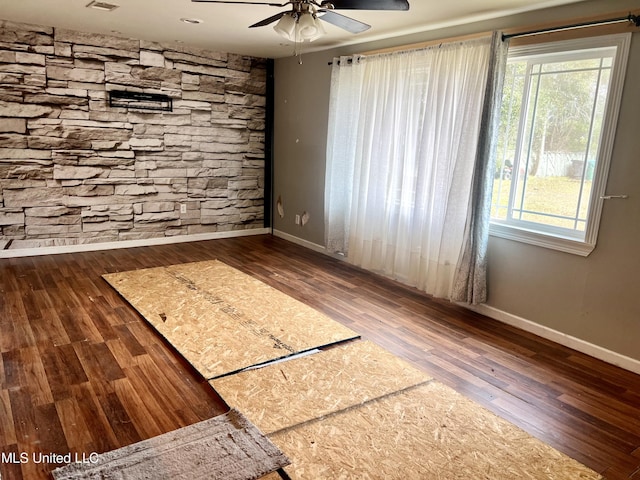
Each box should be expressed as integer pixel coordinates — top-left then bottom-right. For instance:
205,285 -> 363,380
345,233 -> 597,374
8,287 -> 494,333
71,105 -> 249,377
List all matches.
469,303 -> 640,375
0,228 -> 270,259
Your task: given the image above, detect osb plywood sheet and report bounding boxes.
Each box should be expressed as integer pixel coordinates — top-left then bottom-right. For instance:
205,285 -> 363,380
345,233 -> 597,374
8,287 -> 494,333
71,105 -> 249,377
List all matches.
103,260 -> 358,379
52,409 -> 289,480
269,382 -> 602,480
211,340 -> 432,434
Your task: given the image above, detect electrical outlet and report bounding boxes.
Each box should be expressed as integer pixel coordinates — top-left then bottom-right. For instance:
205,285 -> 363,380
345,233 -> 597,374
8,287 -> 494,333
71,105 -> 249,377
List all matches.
180,203 -> 187,214
295,214 -> 301,225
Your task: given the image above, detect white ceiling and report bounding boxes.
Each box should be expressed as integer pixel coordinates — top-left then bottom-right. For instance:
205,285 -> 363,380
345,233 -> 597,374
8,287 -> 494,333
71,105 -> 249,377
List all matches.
1,0 -> 588,58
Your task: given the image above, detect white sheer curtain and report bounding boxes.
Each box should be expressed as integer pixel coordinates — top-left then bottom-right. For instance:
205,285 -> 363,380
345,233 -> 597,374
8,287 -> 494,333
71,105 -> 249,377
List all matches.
325,36 -> 499,301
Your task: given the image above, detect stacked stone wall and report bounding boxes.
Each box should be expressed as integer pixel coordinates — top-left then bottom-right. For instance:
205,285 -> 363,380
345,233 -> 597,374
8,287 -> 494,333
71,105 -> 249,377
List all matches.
0,20 -> 266,250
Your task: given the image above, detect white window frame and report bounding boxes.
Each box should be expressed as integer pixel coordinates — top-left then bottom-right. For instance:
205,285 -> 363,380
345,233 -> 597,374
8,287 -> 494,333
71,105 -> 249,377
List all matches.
489,33 -> 631,256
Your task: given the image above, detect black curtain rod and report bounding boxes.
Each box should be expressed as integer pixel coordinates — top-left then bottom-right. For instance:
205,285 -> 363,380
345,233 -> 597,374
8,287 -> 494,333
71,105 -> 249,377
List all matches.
502,13 -> 639,41
328,13 -> 639,64
328,57 -> 356,66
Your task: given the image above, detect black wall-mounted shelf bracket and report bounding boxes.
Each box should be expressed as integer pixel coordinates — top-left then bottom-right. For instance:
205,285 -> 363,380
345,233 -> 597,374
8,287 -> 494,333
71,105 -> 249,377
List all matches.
108,90 -> 173,111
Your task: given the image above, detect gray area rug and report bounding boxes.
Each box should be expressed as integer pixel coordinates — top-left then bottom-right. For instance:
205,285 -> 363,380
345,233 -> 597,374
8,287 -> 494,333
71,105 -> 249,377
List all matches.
51,409 -> 289,480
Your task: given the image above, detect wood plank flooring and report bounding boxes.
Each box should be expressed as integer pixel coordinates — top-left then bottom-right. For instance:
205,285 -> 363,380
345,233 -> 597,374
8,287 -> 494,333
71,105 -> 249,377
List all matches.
1,234 -> 639,479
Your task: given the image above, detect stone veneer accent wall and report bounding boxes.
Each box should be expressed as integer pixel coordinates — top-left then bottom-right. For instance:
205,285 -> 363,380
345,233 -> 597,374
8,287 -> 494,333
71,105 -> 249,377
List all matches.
0,20 -> 266,250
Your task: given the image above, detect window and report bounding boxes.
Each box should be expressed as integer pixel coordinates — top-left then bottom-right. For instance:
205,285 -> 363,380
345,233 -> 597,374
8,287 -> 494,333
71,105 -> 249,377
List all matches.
490,34 -> 631,255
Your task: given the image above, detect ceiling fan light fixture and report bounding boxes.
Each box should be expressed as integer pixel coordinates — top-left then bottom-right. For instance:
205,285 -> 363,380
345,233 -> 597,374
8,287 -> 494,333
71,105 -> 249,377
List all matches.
297,12 -> 325,42
198,0 -> 403,50
274,13 -> 297,41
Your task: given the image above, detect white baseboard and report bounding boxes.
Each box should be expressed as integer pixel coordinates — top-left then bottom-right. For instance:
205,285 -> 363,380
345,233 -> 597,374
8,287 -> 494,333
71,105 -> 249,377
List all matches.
470,303 -> 640,375
272,229 -> 328,254
0,228 -> 271,259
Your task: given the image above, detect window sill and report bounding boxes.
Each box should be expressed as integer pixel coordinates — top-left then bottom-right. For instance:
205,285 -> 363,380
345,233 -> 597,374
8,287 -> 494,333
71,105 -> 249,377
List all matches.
489,222 -> 595,257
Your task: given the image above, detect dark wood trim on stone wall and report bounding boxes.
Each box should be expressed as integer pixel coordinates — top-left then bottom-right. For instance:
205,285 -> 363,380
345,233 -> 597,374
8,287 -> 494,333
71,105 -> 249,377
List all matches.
264,58 -> 275,230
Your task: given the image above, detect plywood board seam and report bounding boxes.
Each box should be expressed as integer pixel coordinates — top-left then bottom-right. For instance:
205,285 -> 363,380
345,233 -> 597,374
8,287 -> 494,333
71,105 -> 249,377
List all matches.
267,380 -> 435,438
166,269 -> 299,356
208,338 -> 362,381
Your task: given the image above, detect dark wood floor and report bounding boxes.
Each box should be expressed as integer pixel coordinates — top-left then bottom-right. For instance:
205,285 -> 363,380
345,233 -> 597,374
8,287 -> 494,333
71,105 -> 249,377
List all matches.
0,234 -> 639,479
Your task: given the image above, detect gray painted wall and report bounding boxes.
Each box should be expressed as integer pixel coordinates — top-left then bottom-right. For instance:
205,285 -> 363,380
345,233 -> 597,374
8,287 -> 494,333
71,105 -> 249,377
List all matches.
273,0 -> 640,362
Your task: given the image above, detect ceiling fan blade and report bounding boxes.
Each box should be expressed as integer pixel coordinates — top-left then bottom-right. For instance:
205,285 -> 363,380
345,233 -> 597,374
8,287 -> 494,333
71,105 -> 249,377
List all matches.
321,0 -> 409,10
249,11 -> 287,28
318,10 -> 370,33
191,0 -> 289,6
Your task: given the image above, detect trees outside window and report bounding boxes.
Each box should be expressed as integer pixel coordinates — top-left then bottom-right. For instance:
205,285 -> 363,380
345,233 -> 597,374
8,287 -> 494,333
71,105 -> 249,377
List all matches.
490,34 -> 631,255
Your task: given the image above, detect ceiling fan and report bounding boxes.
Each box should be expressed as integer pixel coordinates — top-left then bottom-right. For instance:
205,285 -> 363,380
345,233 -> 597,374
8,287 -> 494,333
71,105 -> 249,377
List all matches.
191,0 -> 410,43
